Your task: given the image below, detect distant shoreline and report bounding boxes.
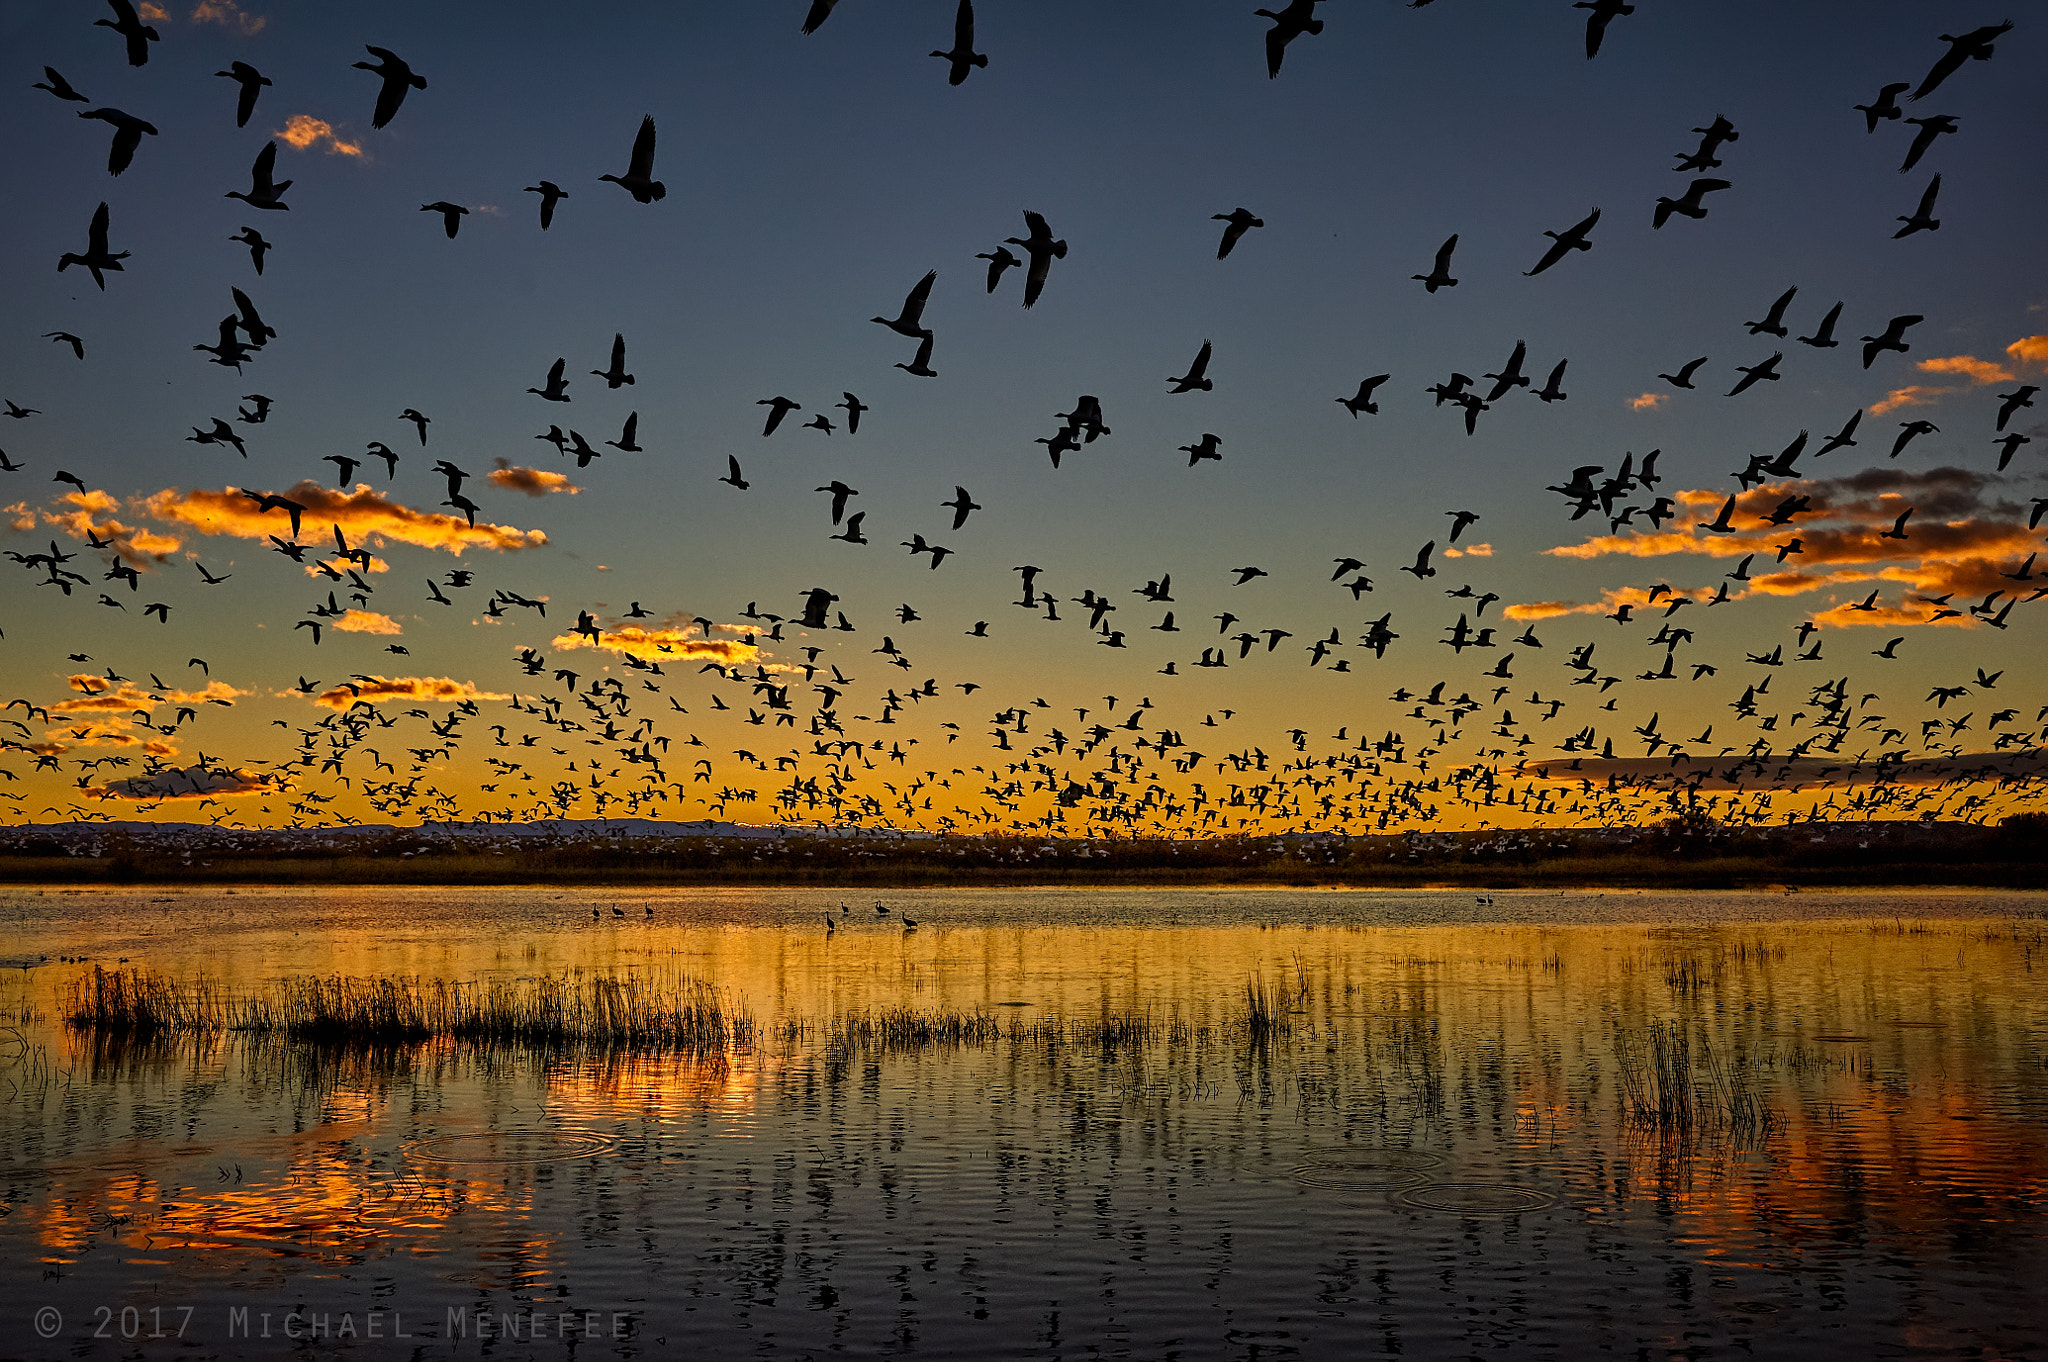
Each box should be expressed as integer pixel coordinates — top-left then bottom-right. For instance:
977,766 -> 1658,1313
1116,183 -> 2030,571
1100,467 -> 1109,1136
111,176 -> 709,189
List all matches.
2,855 -> 2041,891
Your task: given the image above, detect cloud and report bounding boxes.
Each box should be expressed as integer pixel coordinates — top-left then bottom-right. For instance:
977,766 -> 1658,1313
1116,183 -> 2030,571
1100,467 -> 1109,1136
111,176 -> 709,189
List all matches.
143,482 -> 547,556
1918,355 -> 2015,386
4,501 -> 36,532
190,0 -> 265,33
332,609 -> 402,635
43,490 -> 183,566
51,679 -> 246,716
275,114 -> 364,158
1441,543 -> 1493,558
1809,598 -> 1979,629
1501,584 -> 1707,621
92,764 -> 271,801
550,624 -> 763,665
489,461 -> 581,497
1629,393 -> 1667,411
138,2 -> 168,18
2007,336 -> 2048,371
1870,384 -> 1952,415
306,676 -> 509,710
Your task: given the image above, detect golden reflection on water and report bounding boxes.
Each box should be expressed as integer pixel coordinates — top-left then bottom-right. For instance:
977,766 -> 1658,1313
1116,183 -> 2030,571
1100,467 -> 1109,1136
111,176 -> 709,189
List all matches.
2,893 -> 2044,1351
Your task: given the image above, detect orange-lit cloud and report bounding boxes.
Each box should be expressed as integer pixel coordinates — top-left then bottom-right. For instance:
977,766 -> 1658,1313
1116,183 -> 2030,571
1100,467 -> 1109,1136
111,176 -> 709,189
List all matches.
1810,599 -> 1979,629
143,483 -> 546,556
1628,393 -> 1666,411
43,490 -> 183,566
275,114 -> 364,158
307,676 -> 509,710
2008,335 -> 2048,371
191,0 -> 265,33
92,764 -> 271,801
1502,584 -> 1707,621
51,679 -> 247,715
4,501 -> 35,532
332,610 -> 402,635
1917,355 -> 2015,385
1442,543 -> 1493,558
489,461 -> 581,496
138,2 -> 168,18
1870,384 -> 1951,415
1739,568 -> 1875,597
550,624 -> 762,665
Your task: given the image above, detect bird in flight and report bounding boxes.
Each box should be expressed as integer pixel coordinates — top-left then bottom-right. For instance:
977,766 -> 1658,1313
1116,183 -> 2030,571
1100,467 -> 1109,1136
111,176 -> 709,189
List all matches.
1337,375 -> 1389,417
215,60 -> 272,128
528,358 -> 571,402
1574,0 -> 1634,59
930,0 -> 987,85
225,142 -> 292,211
758,396 -> 801,435
57,201 -> 128,290
1005,212 -> 1066,308
1168,341 -> 1215,394
1413,234 -> 1458,292
1899,115 -> 1956,173
353,47 -> 427,130
1255,0 -> 1324,79
1658,356 -> 1708,390
719,456 -> 749,491
1797,301 -> 1842,349
1861,315 -> 1922,369
591,334 -> 634,388
230,226 -> 271,274
1911,21 -> 2013,102
33,67 -> 90,103
600,115 -> 666,203
1726,352 -> 1782,398
1894,175 -> 1942,237
96,0 -> 159,67
421,202 -> 470,238
1996,386 -> 2037,432
1212,208 -> 1264,259
524,181 -> 567,230
800,0 -> 841,34
1652,178 -> 1729,229
1855,82 -> 1910,132
1525,209 -> 1599,275
44,332 -> 85,360
77,107 -> 156,176
873,270 -> 937,339
975,246 -> 1020,293
943,487 -> 981,529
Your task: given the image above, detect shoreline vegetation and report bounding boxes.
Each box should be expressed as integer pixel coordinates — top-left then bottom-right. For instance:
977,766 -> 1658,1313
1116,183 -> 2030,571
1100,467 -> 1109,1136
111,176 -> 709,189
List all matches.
3,816 -> 2043,888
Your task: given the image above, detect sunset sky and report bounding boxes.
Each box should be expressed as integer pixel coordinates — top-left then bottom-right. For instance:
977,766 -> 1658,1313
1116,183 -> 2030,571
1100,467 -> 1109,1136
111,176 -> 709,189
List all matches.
1,1 -> 2042,833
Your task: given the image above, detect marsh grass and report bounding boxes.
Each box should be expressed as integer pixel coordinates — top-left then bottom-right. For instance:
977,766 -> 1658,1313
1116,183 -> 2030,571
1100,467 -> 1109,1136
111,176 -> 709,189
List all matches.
1614,1020 -> 1771,1137
67,965 -> 751,1051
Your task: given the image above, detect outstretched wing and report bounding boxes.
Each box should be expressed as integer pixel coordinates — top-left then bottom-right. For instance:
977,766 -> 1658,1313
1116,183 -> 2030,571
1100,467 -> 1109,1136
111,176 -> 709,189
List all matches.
87,200 -> 111,251
629,115 -> 658,178
801,0 -> 841,34
901,269 -> 937,327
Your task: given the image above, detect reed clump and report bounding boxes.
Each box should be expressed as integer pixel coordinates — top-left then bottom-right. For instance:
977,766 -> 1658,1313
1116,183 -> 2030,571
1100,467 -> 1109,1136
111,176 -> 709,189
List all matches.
1613,1020 -> 1771,1135
67,966 -> 750,1051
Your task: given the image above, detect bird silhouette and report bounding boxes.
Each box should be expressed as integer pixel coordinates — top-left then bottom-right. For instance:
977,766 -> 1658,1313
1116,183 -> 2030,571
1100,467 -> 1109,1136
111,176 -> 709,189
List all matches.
1911,22 -> 2012,102
1004,212 -> 1066,308
1652,177 -> 1729,228
1179,433 -> 1222,466
215,60 -> 271,128
1658,356 -> 1708,389
1861,315 -> 1922,368
1525,209 -> 1599,275
34,67 -> 90,103
895,332 -> 938,377
591,334 -> 634,388
606,412 -> 642,452
529,359 -> 572,402
77,108 -> 157,176
1400,542 -> 1437,579
1996,386 -> 2037,431
421,201 -> 470,238
225,141 -> 292,211
1894,174 -> 1942,237
96,0 -> 158,66
873,270 -> 937,339
229,226 -> 271,274
1726,352 -> 1782,397
1899,115 -> 1956,173
975,246 -> 1020,293
524,181 -> 567,230
1413,234 -> 1458,292
930,0 -> 987,85
600,115 -> 666,202
1534,359 -> 1570,403
1255,0 -> 1324,78
1797,301 -> 1842,348
1573,0 -> 1634,59
1855,82 -> 1910,132
1338,375 -> 1390,417
943,487 -> 981,529
1168,340 -> 1215,393
354,47 -> 427,129
1890,420 -> 1937,458
816,480 -> 859,523
1212,208 -> 1264,259
800,0 -> 841,34
57,201 -> 128,290
758,396 -> 801,434
719,456 -> 749,491
44,332 -> 86,360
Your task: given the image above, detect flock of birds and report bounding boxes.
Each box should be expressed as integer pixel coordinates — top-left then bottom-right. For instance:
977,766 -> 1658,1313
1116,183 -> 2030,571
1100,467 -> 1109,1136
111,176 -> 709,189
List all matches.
3,3 -> 2042,843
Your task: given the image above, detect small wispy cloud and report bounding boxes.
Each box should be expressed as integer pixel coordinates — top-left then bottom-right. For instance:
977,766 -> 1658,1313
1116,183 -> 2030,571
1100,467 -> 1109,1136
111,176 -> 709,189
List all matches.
190,0 -> 265,34
1442,543 -> 1492,558
1870,384 -> 1951,415
1629,393 -> 1666,411
1917,354 -> 2015,385
332,609 -> 402,635
489,461 -> 580,497
2009,335 -> 2048,371
275,114 -> 364,158
306,676 -> 508,710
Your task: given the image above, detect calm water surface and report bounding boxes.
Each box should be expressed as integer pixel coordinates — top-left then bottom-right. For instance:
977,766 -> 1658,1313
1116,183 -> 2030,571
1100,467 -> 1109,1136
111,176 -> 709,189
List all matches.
1,886 -> 2043,1359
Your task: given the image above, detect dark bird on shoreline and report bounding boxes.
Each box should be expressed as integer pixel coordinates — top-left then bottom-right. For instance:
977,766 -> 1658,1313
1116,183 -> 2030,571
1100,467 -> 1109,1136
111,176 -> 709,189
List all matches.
354,47 -> 426,129
600,115 -> 666,202
215,61 -> 271,128
1213,208 -> 1264,259
1413,234 -> 1458,292
930,0 -> 987,84
1525,209 -> 1599,275
78,108 -> 156,176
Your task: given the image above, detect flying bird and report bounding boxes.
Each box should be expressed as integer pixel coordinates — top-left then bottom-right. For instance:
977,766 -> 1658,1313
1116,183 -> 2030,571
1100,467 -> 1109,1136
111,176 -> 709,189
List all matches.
600,115 -> 666,202
96,0 -> 159,67
1658,356 -> 1708,389
1745,286 -> 1797,337
225,141 -> 292,211
873,270 -> 937,338
1911,21 -> 2013,102
1212,208 -> 1264,259
1890,420 -> 1937,458
230,226 -> 271,274
44,332 -> 86,360
1899,115 -> 1956,173
1413,234 -> 1458,292
975,245 -> 1020,293
839,393 -> 868,433
1525,209 -> 1599,275
719,456 -> 749,491
1797,301 -> 1842,349
1255,0 -> 1324,79
1004,212 -> 1066,308
420,201 -> 470,238
1573,0 -> 1634,59
1337,375 -> 1390,417
758,396 -> 801,435
215,61 -> 272,128
1855,82 -> 1910,132
943,487 -> 981,529
1861,315 -> 1922,369
1894,174 -> 1942,236
529,359 -> 571,402
354,47 -> 427,129
77,107 -> 157,176
1995,386 -> 2037,432
33,67 -> 90,103
1652,177 -> 1730,228
591,334 -> 634,388
1168,340 -> 1215,393
1726,352 -> 1782,397
524,181 -> 567,230
800,0 -> 841,34
57,201 -> 128,290
930,0 -> 987,85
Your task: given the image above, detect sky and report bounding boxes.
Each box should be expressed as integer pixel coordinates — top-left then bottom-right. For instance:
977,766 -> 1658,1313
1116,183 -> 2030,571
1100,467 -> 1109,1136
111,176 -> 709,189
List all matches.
0,0 -> 2043,835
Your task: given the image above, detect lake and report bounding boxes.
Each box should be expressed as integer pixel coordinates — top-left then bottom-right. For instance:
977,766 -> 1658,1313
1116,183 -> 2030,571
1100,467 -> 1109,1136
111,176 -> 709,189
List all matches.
3,886 -> 2044,1358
